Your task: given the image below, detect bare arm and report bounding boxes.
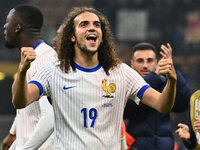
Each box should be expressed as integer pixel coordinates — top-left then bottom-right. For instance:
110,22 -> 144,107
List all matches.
141,43 -> 177,113
12,47 -> 40,108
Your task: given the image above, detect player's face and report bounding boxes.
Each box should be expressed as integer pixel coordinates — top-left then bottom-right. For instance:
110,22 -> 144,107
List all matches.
131,50 -> 157,77
72,12 -> 102,56
4,9 -> 18,49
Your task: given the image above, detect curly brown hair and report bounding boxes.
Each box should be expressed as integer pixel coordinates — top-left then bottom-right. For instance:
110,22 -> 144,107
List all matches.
57,6 -> 121,75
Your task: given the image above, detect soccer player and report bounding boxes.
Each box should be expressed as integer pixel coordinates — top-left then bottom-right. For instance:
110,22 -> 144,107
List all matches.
176,90 -> 200,149
11,7 -> 177,149
124,42 -> 191,150
54,21 -> 128,150
3,4 -> 57,150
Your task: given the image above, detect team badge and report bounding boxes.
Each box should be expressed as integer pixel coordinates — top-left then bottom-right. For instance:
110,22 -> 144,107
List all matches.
102,78 -> 116,98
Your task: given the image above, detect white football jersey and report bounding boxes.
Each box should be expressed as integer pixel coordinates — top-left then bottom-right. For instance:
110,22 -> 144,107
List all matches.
30,62 -> 150,150
15,41 -> 57,150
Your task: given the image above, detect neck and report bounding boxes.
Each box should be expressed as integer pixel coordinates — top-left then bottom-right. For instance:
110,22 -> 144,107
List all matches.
19,31 -> 42,48
74,51 -> 99,68
19,37 -> 42,49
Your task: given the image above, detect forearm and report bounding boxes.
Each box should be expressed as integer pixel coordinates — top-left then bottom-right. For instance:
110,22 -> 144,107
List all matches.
159,78 -> 176,113
12,47 -> 36,108
12,70 -> 28,108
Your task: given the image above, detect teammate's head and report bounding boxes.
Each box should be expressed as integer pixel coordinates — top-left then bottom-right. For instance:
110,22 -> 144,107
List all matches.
57,6 -> 121,75
131,42 -> 158,77
53,24 -> 65,51
4,4 -> 43,48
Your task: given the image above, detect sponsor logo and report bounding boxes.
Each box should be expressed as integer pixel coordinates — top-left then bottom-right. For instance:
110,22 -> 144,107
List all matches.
63,86 -> 76,90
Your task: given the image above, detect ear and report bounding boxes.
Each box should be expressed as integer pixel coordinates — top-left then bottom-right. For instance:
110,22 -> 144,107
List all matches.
71,35 -> 75,42
15,24 -> 22,33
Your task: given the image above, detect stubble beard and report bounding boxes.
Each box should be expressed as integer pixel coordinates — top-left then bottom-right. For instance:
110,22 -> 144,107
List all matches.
77,41 -> 98,57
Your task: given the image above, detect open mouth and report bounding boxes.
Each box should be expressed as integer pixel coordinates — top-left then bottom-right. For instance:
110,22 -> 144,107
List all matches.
86,34 -> 97,42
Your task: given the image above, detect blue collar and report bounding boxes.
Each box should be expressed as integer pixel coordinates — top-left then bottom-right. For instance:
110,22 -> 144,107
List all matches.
74,62 -> 101,72
33,40 -> 44,50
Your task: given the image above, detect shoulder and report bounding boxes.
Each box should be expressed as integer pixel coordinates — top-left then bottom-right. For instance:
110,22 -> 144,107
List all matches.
35,42 -> 57,57
34,42 -> 58,62
117,63 -> 140,75
114,63 -> 132,71
38,61 -> 58,72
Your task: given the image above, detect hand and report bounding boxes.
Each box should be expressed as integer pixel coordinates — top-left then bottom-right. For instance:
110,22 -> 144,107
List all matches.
2,133 -> 16,150
19,47 -> 36,73
157,58 -> 177,81
175,123 -> 190,140
160,43 -> 172,59
194,118 -> 200,132
155,43 -> 173,75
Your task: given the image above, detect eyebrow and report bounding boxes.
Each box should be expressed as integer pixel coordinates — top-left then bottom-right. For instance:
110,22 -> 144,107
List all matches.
79,20 -> 100,24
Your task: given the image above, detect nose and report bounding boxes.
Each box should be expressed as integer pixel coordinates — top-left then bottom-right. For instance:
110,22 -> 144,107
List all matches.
88,25 -> 95,32
88,28 -> 95,32
143,61 -> 148,68
88,23 -> 96,32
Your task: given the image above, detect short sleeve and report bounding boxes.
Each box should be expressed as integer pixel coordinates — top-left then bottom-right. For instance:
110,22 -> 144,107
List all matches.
28,62 -> 54,97
121,63 -> 150,105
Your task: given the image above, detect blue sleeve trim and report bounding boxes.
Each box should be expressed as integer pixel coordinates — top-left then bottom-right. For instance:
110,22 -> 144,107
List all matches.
33,40 -> 44,49
28,80 -> 44,96
137,85 -> 151,99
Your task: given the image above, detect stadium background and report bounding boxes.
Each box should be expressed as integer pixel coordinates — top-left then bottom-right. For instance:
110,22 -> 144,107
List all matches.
0,0 -> 200,149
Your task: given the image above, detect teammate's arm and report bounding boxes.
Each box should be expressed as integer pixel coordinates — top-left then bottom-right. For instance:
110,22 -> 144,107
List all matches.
12,47 -> 39,108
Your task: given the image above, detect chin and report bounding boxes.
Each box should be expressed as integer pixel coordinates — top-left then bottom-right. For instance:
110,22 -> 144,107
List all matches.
141,73 -> 148,77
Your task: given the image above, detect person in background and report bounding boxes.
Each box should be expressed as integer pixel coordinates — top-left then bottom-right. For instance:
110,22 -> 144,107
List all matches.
53,23 -> 65,51
11,7 -> 177,149
2,4 -> 57,150
176,90 -> 200,149
124,42 -> 191,150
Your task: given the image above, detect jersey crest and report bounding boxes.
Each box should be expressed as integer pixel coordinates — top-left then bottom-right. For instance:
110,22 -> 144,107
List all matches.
102,77 -> 116,98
